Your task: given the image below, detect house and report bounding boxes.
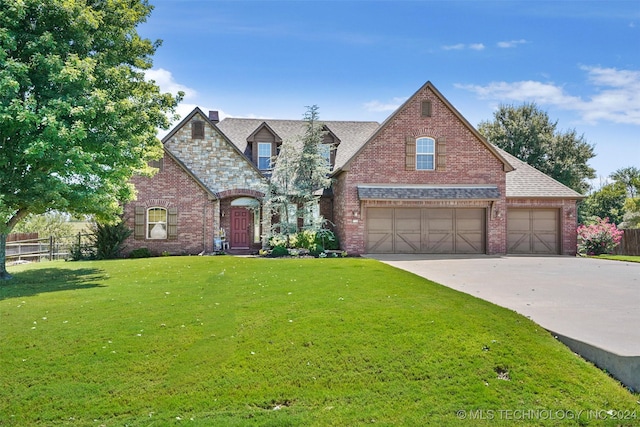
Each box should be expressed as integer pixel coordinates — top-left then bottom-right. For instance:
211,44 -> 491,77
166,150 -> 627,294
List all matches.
123,81 -> 583,256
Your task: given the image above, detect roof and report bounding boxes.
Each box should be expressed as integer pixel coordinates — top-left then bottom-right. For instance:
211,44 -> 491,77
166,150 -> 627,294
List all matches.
338,81 -> 514,174
216,118 -> 380,170
496,147 -> 585,199
357,185 -> 500,200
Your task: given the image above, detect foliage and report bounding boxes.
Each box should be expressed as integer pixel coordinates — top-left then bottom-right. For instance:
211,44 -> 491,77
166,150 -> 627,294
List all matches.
289,228 -> 339,251
2,257 -> 637,425
68,236 -> 95,261
89,220 -> 132,260
621,210 -> 640,229
577,217 -> 624,256
270,245 -> 289,257
478,103 -> 596,193
129,247 -> 152,259
578,182 -> 627,225
0,0 -> 182,279
610,166 -> 640,198
262,105 -> 333,247
12,212 -> 74,241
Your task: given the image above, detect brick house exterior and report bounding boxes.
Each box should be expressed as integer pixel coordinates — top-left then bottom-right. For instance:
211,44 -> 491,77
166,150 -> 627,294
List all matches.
123,81 -> 582,257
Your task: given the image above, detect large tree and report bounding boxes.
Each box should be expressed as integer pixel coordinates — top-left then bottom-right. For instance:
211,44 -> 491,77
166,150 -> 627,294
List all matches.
478,103 -> 596,194
578,182 -> 627,225
610,166 -> 640,198
0,0 -> 181,279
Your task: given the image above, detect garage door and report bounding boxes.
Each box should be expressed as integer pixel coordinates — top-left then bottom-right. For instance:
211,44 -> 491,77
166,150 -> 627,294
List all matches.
366,208 -> 485,254
507,209 -> 559,254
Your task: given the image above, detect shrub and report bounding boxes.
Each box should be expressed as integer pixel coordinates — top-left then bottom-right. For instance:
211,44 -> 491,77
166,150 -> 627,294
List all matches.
91,221 -> 132,260
577,217 -> 624,255
130,247 -> 152,258
270,245 -> 289,257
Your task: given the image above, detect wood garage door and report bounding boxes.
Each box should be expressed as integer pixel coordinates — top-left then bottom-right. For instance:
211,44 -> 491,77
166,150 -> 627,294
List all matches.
366,208 -> 485,254
507,209 -> 559,254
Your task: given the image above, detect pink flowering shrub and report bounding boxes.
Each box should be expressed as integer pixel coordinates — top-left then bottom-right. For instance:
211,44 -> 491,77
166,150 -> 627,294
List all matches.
577,217 -> 624,255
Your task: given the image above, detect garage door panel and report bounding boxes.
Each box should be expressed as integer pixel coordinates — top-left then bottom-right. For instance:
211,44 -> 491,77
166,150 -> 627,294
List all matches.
367,232 -> 393,253
507,209 -> 559,254
366,208 -> 394,253
366,207 -> 485,254
425,232 -> 454,253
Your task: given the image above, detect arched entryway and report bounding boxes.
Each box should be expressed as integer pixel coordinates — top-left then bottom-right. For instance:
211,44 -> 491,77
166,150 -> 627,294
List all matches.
228,197 -> 261,250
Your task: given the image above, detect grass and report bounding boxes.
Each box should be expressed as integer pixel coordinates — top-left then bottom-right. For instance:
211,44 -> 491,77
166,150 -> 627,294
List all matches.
1,257 -> 638,426
592,254 -> 640,263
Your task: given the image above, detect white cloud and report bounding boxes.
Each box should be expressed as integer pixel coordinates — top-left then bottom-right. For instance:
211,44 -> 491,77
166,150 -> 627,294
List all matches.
455,66 -> 640,125
442,43 -> 466,51
363,97 -> 408,112
145,68 -> 198,100
442,43 -> 485,51
497,39 -> 528,48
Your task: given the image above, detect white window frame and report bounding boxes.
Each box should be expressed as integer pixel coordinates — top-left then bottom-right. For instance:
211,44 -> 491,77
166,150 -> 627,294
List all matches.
147,207 -> 168,239
257,142 -> 272,170
416,137 -> 435,170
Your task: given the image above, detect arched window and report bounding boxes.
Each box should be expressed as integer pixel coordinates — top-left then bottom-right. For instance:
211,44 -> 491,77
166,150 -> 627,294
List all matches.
416,137 -> 435,170
147,207 -> 167,239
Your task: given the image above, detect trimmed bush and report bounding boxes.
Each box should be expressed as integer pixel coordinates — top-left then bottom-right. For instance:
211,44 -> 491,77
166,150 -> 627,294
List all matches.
130,247 -> 152,258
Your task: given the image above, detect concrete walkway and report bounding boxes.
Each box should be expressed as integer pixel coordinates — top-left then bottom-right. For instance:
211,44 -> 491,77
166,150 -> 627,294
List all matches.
366,255 -> 640,391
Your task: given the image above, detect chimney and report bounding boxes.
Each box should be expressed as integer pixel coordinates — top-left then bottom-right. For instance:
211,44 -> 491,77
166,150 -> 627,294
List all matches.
208,110 -> 219,123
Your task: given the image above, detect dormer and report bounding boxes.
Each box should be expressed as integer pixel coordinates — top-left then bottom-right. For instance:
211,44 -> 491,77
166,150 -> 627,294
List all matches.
246,122 -> 282,171
321,125 -> 341,170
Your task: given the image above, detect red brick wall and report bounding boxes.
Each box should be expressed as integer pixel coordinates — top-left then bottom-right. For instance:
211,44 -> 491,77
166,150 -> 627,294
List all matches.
334,85 -> 508,255
123,153 -> 215,256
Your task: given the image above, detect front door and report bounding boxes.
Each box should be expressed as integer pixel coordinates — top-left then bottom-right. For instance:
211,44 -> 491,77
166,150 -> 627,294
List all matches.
230,207 -> 250,249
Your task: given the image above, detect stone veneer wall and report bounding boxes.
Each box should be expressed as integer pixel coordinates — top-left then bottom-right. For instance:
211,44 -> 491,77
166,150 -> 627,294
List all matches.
164,112 -> 266,196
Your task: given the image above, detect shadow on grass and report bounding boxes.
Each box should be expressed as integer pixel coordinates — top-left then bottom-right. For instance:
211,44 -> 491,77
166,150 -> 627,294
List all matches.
0,267 -> 108,300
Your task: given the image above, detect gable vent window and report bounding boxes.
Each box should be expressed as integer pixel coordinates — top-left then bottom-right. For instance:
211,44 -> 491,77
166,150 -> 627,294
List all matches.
421,100 -> 432,117
192,121 -> 205,139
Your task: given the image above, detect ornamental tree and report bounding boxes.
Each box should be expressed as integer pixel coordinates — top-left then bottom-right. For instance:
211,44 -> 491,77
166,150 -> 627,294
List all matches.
0,0 -> 182,279
262,105 -> 333,248
577,217 -> 624,256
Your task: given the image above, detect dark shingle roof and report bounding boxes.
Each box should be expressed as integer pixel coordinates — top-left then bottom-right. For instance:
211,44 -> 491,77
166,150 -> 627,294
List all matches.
357,185 -> 500,200
216,118 -> 380,170
496,147 -> 584,199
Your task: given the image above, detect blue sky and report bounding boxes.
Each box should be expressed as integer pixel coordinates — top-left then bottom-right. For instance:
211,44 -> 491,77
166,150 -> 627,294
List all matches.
139,0 -> 639,186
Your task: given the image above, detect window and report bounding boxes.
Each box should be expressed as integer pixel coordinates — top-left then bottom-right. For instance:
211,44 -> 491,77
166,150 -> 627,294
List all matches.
147,208 -> 167,239
319,144 -> 331,168
257,142 -> 271,170
192,121 -> 205,139
416,137 -> 435,170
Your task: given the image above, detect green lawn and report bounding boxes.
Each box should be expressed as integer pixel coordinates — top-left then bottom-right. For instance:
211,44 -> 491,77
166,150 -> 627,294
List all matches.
1,257 -> 638,426
593,254 -> 640,263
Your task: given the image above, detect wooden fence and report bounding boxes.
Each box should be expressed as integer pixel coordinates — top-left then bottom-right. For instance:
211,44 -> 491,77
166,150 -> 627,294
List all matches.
613,229 -> 640,256
6,233 -> 94,263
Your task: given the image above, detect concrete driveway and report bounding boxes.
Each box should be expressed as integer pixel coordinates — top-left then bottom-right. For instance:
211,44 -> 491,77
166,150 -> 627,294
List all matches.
366,255 -> 640,390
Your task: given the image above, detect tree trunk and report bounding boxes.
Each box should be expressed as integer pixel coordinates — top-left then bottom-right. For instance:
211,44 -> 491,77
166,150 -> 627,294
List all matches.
0,233 -> 11,280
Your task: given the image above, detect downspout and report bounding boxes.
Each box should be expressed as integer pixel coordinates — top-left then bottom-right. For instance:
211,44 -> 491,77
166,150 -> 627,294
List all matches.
203,202 -> 207,254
